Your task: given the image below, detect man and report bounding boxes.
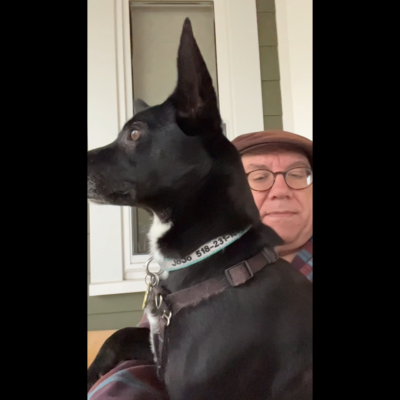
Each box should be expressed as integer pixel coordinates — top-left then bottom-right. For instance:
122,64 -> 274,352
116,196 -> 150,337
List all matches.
232,130 -> 312,280
88,129 -> 313,399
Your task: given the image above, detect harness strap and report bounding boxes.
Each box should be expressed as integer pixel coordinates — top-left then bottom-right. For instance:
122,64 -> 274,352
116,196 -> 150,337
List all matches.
150,246 -> 278,379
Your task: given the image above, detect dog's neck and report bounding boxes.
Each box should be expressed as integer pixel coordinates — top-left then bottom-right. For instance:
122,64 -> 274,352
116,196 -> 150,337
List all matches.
147,204 -> 282,293
147,197 -> 257,264
156,224 -> 251,271
148,211 -> 251,263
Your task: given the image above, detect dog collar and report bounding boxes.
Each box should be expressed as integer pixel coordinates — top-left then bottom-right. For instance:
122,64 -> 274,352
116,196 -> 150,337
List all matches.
158,226 -> 252,271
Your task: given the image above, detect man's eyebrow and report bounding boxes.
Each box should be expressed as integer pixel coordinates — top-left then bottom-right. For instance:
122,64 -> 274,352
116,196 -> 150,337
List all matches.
287,161 -> 311,169
246,161 -> 311,171
247,163 -> 268,170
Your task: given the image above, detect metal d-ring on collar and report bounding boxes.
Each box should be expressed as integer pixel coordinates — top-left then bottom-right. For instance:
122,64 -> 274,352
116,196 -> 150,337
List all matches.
144,257 -> 163,287
144,257 -> 172,325
144,257 -> 165,308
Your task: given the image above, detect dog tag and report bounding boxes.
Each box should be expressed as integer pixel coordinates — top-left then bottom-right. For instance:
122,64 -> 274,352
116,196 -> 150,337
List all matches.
142,283 -> 151,310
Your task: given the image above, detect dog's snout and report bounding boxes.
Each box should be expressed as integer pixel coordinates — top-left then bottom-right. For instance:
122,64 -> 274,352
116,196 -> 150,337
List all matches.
88,142 -> 120,168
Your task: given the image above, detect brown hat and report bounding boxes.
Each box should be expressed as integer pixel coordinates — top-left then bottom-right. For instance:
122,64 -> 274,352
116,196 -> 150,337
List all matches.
232,129 -> 312,166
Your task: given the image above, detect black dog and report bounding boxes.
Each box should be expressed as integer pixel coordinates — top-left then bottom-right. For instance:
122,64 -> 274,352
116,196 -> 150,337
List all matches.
87,18 -> 312,400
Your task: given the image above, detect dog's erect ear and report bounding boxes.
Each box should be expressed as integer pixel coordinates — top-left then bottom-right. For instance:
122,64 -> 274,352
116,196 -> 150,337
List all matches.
172,18 -> 222,136
133,98 -> 150,115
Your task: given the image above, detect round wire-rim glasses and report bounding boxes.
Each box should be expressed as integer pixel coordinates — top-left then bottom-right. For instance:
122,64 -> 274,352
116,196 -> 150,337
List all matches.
246,167 -> 313,192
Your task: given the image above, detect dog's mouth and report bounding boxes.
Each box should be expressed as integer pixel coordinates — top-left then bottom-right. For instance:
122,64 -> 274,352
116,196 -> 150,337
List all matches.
89,190 -> 135,207
106,189 -> 134,204
89,178 -> 129,195
113,190 -> 131,196
88,181 -> 135,204
88,197 -> 109,205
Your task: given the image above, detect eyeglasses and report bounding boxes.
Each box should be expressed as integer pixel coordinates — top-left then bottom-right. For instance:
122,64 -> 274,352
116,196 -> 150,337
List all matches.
246,167 -> 313,192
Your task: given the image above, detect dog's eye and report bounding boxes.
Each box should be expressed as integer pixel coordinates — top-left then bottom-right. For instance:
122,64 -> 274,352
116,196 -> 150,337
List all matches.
130,129 -> 141,141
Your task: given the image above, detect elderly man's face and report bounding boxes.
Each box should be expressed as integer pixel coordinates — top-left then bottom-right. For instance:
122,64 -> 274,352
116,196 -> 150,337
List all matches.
242,149 -> 312,251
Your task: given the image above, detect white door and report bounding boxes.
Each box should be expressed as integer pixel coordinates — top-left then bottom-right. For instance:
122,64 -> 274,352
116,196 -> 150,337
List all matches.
88,0 -> 264,296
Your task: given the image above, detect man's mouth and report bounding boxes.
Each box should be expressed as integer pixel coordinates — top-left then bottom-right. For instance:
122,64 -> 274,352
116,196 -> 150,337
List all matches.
265,211 -> 297,217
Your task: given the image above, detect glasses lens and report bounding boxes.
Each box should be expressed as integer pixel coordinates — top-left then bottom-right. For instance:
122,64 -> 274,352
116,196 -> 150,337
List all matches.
248,170 -> 274,191
286,167 -> 313,189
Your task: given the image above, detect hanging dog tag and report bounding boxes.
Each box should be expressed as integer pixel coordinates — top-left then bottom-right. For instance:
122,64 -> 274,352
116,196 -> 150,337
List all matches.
142,283 -> 151,310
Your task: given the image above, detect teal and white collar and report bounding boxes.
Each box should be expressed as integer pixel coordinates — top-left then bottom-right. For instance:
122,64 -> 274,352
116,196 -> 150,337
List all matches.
158,226 -> 251,271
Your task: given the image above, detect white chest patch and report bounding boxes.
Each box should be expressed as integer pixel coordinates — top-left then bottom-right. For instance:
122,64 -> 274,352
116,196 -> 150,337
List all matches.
146,213 -> 172,362
147,213 -> 172,264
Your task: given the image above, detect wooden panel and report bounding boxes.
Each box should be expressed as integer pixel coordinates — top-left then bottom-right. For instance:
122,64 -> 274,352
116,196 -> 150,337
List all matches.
87,330 -> 116,368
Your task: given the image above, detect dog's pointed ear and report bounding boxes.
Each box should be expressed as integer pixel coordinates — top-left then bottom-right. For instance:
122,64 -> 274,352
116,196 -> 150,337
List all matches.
172,18 -> 222,136
133,98 -> 150,115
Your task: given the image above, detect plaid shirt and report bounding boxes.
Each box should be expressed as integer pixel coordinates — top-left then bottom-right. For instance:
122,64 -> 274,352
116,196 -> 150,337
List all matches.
88,240 -> 313,399
292,237 -> 313,282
